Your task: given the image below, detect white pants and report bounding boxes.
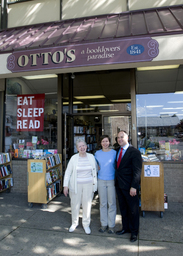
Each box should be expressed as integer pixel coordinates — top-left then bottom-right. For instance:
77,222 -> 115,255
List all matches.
69,183 -> 93,228
98,179 -> 116,228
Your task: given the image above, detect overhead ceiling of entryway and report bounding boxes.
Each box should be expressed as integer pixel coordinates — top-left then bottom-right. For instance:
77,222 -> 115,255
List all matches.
72,70 -> 131,104
8,65 -> 183,105
18,69 -> 131,104
136,65 -> 183,94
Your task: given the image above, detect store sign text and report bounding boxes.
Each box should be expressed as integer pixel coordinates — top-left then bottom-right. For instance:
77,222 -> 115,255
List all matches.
127,44 -> 144,55
17,49 -> 76,67
17,94 -> 45,132
7,38 -> 159,73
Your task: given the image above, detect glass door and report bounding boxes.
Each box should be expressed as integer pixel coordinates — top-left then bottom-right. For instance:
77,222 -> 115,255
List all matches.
102,115 -> 132,148
63,113 -> 74,172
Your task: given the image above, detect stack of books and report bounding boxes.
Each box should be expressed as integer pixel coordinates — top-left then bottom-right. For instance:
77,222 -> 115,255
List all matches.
0,178 -> 13,191
142,154 -> 160,162
0,153 -> 10,164
46,168 -> 61,185
47,180 -> 61,200
0,165 -> 12,177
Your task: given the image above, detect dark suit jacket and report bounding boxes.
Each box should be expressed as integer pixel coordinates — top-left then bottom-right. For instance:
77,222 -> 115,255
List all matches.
115,145 -> 142,191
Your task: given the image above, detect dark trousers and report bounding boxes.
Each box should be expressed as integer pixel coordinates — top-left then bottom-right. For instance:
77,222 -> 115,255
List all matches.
116,186 -> 139,235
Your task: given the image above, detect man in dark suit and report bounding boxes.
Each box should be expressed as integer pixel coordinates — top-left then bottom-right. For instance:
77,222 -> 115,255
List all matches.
115,130 -> 142,242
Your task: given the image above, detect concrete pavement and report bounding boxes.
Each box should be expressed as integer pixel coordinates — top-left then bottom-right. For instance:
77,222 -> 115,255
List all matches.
0,192 -> 183,256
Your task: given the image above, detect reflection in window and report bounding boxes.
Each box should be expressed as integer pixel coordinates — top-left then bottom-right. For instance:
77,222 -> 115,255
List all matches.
136,93 -> 183,161
5,78 -> 58,159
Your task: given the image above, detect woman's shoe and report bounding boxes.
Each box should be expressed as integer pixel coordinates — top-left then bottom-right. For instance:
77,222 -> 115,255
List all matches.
99,226 -> 107,233
108,228 -> 114,234
83,226 -> 91,235
69,224 -> 78,232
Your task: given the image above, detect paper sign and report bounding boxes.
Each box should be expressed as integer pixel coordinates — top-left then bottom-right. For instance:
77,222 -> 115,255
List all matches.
31,162 -> 43,173
32,136 -> 38,144
17,94 -> 45,132
144,165 -> 160,177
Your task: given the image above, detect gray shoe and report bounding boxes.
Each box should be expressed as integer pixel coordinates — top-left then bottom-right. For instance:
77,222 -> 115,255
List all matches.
99,226 -> 107,233
108,228 -> 114,234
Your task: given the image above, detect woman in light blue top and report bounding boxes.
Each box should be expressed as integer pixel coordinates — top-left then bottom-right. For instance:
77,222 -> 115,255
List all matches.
95,135 -> 116,234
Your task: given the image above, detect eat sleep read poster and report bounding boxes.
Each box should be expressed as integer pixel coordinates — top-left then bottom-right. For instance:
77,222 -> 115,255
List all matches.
16,94 -> 45,132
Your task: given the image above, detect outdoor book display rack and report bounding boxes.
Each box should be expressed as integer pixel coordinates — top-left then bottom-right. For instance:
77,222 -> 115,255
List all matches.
27,154 -> 62,208
141,161 -> 164,218
0,153 -> 13,193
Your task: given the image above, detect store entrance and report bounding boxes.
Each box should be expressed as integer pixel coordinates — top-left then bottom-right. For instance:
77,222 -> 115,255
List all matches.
62,69 -> 133,171
63,113 -> 102,171
102,115 -> 132,146
63,113 -> 131,171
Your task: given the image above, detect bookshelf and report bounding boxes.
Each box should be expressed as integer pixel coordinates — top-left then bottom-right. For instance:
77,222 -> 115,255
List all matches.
74,125 -> 98,153
27,154 -> 62,208
0,153 -> 13,193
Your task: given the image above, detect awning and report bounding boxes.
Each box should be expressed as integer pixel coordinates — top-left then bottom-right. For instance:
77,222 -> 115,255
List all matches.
0,5 -> 183,53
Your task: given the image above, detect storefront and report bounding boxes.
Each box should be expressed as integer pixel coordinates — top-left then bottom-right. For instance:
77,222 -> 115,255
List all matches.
0,5 -> 183,201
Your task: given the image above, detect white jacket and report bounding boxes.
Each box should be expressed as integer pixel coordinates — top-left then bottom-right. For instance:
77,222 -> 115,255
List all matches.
63,153 -> 98,194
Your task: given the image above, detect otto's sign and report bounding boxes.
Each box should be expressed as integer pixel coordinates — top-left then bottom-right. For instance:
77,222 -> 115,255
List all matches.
17,94 -> 45,132
7,38 -> 159,73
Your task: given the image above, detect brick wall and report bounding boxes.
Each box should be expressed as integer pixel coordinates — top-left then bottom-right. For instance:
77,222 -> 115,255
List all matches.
11,160 -> 27,194
10,160 -> 183,202
164,163 -> 183,203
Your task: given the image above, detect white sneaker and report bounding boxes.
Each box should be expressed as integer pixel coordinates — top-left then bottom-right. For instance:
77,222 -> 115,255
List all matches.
83,226 -> 91,235
69,224 -> 78,232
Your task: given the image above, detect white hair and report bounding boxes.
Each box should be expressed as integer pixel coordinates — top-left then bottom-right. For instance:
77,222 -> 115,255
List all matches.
75,138 -> 87,148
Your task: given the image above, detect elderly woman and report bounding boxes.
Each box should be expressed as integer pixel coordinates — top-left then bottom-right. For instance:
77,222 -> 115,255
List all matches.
63,139 -> 97,235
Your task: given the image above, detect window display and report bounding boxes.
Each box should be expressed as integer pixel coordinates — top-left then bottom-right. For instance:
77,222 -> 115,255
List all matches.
136,93 -> 183,161
5,77 -> 58,159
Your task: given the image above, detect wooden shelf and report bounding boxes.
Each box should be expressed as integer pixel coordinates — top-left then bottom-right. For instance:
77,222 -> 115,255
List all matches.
0,187 -> 12,193
46,163 -> 62,171
27,154 -> 62,205
46,177 -> 61,186
74,133 -> 86,135
141,162 -> 164,216
0,161 -> 11,165
0,174 -> 11,180
0,153 -> 13,193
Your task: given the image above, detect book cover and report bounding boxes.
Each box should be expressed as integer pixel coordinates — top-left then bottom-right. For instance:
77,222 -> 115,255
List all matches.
46,172 -> 52,185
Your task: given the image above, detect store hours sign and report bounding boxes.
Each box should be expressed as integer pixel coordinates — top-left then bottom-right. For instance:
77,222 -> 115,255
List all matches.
16,94 -> 45,131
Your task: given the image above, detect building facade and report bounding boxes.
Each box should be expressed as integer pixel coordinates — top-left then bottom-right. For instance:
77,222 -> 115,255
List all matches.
0,0 -> 183,202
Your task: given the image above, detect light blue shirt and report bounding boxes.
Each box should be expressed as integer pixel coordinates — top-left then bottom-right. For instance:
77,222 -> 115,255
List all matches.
117,143 -> 129,160
95,149 -> 116,180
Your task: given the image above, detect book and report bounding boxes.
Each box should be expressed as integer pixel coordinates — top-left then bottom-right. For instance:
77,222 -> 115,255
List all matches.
7,165 -> 12,174
46,172 -> 52,185
0,153 -> 10,164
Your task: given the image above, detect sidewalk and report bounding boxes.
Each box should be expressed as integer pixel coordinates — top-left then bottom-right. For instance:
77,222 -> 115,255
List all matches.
0,192 -> 183,256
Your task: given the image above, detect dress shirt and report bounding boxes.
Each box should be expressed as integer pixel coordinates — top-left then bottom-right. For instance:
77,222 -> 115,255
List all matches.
117,143 -> 129,160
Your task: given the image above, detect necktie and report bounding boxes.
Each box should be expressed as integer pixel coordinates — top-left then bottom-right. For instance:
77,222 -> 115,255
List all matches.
117,147 -> 123,169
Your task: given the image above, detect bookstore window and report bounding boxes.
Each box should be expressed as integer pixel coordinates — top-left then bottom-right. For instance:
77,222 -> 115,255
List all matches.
136,65 -> 183,161
5,76 -> 58,159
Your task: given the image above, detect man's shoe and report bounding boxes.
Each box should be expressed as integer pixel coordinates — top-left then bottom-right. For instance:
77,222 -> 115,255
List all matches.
116,229 -> 130,235
83,226 -> 91,235
130,234 -> 137,242
69,224 -> 78,232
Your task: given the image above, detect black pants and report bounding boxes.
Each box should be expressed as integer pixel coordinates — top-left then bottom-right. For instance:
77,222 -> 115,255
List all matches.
116,186 -> 139,235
